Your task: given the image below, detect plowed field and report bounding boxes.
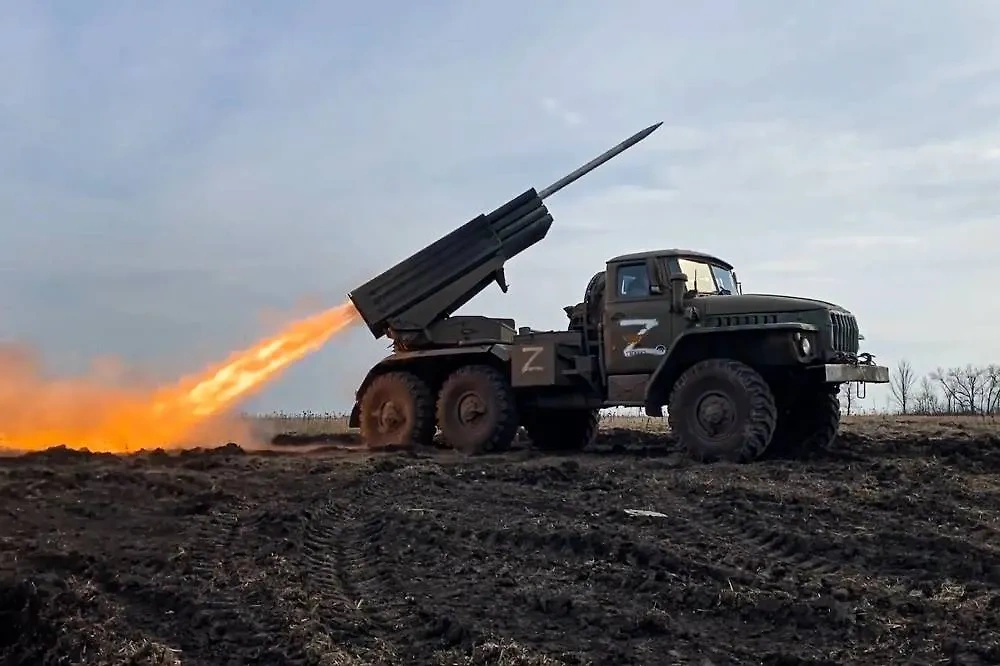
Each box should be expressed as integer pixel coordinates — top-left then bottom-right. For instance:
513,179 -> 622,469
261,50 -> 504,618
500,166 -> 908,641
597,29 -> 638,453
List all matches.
2,417 -> 1000,665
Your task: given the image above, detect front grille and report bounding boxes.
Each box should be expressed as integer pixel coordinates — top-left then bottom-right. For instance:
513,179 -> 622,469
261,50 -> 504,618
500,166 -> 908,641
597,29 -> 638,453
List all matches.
831,312 -> 859,353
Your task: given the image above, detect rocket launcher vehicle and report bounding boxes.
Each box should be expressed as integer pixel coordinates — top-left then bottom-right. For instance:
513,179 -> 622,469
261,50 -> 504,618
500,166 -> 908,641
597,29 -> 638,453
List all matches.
345,119 -> 892,464
347,122 -> 663,347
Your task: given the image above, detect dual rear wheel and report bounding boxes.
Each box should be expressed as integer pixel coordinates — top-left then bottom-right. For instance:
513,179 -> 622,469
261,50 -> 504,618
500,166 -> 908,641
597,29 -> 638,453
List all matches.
358,364 -> 519,455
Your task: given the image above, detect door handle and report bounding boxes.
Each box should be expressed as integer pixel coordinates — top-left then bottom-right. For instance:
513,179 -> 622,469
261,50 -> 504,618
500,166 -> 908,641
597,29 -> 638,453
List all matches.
609,312 -> 624,321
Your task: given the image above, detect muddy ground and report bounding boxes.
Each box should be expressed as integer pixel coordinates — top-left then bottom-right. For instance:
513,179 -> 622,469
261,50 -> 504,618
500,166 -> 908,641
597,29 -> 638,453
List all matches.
1,418 -> 1000,666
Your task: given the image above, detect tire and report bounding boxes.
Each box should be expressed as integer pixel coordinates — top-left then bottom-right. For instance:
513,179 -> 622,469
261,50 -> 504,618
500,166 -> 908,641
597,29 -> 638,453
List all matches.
358,371 -> 436,449
523,408 -> 599,452
667,359 -> 777,463
436,364 -> 519,455
766,385 -> 841,459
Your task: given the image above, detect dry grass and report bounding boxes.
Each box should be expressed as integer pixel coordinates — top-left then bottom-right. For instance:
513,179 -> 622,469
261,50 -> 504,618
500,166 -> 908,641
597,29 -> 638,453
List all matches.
249,411 -> 353,437
432,637 -> 584,665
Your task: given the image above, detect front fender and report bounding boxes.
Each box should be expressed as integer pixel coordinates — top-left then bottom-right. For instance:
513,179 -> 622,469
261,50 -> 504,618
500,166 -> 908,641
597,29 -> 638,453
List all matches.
347,344 -> 511,428
643,322 -> 818,412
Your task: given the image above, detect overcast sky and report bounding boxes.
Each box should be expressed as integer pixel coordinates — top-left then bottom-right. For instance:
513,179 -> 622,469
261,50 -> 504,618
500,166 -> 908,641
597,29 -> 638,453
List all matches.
1,0 -> 998,414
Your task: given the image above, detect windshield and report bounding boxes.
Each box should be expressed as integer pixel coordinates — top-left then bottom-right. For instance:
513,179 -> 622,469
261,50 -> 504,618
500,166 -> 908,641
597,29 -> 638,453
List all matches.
677,258 -> 738,295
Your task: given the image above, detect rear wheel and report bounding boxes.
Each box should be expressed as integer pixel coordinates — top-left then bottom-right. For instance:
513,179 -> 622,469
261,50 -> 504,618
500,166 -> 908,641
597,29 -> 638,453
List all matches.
667,358 -> 777,463
766,384 -> 841,458
523,408 -> 599,452
358,371 -> 436,449
436,364 -> 519,455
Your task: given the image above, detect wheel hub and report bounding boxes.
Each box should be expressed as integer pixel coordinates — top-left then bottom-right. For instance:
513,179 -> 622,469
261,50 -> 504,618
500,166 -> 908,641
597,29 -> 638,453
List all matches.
456,391 -> 487,426
694,391 -> 737,439
376,400 -> 404,433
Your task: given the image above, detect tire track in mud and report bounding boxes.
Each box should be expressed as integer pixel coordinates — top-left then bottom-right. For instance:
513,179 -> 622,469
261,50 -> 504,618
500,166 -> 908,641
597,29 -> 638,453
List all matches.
300,463 -> 586,659
0,454 -> 320,665
299,495 -> 362,615
438,456 -> 999,658
107,455 -> 394,666
306,458 -> 817,664
96,453 -> 360,664
282,447 -> 1000,664
643,467 -> 1000,661
696,503 -> 1000,661
180,498 -> 302,661
298,465 -> 431,661
297,478 -> 402,654
105,496 -> 318,665
696,493 -> 851,579
680,474 -> 1000,590
404,467 -> 749,587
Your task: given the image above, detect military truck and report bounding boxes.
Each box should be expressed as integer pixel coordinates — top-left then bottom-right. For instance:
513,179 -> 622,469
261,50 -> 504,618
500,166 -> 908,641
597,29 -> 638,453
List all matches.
345,122 -> 889,463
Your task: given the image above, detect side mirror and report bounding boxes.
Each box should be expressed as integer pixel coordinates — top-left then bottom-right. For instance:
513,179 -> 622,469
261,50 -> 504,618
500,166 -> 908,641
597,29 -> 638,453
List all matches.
669,273 -> 688,312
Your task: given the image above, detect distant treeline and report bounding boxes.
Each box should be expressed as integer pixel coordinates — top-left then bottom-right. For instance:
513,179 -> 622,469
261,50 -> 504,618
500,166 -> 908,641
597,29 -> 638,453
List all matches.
843,360 -> 1000,416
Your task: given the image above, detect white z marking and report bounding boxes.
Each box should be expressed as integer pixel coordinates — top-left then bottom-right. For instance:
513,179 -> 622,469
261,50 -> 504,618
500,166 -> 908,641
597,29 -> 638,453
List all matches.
619,318 -> 666,357
520,346 -> 544,373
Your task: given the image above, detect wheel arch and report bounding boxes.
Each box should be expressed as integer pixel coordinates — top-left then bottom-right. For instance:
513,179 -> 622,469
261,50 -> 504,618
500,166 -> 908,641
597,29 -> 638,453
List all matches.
642,323 -> 818,415
348,344 -> 511,427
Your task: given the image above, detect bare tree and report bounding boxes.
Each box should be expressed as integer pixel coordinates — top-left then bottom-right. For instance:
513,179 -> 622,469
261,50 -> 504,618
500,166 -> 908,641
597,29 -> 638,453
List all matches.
955,365 -> 986,414
984,365 -> 1000,415
913,375 -> 940,415
840,382 -> 855,416
932,365 -> 988,414
889,358 -> 916,414
931,367 -> 957,413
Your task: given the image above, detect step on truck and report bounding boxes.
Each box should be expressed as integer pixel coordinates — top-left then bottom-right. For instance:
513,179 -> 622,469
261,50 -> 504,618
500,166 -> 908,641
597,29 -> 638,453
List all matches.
345,122 -> 890,463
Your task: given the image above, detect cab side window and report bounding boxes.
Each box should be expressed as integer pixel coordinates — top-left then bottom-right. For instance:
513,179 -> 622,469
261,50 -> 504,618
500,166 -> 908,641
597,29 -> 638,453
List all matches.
616,263 -> 650,298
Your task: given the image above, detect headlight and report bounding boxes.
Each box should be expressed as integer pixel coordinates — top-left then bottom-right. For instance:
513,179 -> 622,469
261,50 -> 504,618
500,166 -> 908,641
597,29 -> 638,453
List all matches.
799,335 -> 812,356
793,331 -> 814,360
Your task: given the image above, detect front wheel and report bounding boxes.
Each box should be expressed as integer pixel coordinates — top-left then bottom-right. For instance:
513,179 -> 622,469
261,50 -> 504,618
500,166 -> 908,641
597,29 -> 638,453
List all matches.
766,385 -> 841,459
667,359 -> 777,463
436,364 -> 519,455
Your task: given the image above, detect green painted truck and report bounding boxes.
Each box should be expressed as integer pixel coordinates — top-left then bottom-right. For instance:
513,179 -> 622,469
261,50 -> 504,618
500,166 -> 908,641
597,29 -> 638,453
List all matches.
345,123 -> 889,463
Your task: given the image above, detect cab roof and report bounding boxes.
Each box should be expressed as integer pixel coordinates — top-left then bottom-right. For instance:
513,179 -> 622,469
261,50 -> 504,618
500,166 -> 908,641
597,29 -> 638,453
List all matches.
607,249 -> 733,270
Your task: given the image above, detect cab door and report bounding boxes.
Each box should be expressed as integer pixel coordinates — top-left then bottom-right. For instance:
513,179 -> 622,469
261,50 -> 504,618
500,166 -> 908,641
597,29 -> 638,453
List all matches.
603,258 -> 672,376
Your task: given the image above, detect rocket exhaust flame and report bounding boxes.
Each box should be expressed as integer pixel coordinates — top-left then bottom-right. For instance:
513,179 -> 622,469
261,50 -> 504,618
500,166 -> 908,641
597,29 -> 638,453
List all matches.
0,301 -> 360,453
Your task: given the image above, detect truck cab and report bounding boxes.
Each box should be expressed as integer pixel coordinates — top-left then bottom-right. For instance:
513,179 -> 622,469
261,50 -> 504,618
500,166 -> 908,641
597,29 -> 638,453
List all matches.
602,250 -> 739,376
579,249 -> 887,461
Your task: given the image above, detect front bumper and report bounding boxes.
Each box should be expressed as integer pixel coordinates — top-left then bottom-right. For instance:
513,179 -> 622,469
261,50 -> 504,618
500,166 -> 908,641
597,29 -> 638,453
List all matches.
818,363 -> 890,383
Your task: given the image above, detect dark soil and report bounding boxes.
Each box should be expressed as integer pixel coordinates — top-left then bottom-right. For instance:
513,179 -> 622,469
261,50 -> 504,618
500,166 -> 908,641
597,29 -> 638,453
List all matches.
2,420 -> 1000,665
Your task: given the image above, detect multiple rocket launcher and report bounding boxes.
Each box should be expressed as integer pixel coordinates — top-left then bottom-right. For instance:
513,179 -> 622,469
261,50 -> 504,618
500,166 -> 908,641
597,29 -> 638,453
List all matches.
347,123 -> 663,345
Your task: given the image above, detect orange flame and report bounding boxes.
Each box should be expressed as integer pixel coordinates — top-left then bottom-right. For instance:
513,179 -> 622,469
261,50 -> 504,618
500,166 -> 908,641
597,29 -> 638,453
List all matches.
0,301 -> 360,453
